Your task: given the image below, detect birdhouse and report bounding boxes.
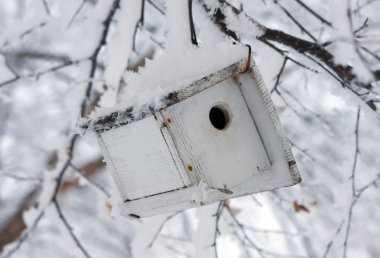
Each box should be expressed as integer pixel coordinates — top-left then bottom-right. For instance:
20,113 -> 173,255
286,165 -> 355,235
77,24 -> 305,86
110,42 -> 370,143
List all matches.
80,58 -> 301,218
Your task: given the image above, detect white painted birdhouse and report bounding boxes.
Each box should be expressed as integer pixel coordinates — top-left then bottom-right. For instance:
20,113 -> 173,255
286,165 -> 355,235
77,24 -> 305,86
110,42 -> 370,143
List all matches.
81,58 -> 301,218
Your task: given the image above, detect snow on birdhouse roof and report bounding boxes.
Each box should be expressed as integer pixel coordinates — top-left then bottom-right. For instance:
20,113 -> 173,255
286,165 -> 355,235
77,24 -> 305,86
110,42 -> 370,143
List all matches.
79,42 -> 249,133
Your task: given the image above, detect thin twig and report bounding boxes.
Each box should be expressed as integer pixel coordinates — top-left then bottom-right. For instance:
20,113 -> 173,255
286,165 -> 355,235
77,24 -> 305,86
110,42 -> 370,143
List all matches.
359,45 -> 380,62
274,1 -> 317,42
2,211 -> 45,258
42,0 -> 51,15
69,162 -> 111,198
353,18 -> 368,35
288,139 -> 316,162
225,206 -> 265,258
322,220 -> 345,258
67,0 -> 89,28
259,39 -> 317,73
293,0 -> 332,27
211,201 -> 224,258
82,0 -> 121,117
147,0 -> 165,15
2,146 -> 75,258
53,198 -> 92,258
280,86 -> 332,128
271,57 -> 288,94
353,0 -> 377,14
147,211 -> 182,248
0,59 -> 85,88
342,106 -> 361,258
348,1 -> 380,83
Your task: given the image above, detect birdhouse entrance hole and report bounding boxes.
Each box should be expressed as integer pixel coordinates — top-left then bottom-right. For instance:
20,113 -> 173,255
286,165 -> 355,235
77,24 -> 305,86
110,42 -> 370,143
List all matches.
209,104 -> 231,130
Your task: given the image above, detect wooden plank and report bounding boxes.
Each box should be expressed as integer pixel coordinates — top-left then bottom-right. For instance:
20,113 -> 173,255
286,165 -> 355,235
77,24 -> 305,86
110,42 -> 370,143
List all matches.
238,67 -> 300,184
99,116 -> 188,201
155,112 -> 193,186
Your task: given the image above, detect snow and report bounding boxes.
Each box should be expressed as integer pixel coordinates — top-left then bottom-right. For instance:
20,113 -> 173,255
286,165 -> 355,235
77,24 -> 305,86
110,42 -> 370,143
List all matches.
91,43 -> 247,122
1,0 -> 380,257
88,0 -> 247,122
223,2 -> 265,39
101,0 -> 142,108
331,0 -> 374,82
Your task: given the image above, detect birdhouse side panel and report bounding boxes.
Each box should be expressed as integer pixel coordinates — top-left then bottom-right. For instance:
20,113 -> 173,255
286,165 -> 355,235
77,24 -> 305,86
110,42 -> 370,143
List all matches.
237,67 -> 300,185
98,116 -> 189,201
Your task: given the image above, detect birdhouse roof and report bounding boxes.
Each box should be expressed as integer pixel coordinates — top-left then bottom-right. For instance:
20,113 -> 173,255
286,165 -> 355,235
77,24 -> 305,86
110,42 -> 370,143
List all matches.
79,59 -> 250,133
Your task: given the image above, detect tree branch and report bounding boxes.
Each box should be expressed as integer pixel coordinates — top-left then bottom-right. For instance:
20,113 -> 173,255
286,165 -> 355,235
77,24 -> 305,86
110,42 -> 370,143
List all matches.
53,198 -> 92,258
211,201 -> 224,258
199,0 -> 378,111
343,106 -> 361,258
82,0 -> 121,117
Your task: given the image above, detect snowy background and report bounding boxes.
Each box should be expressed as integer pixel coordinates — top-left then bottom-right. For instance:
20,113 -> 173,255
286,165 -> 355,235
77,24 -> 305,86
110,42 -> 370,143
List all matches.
1,0 -> 380,257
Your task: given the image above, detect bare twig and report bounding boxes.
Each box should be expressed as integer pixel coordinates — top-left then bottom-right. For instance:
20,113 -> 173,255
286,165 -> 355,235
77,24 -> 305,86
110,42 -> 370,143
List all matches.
293,0 -> 332,27
82,0 -> 121,117
147,0 -> 165,15
259,39 -> 317,72
271,57 -> 288,94
359,45 -> 380,62
228,224 -> 254,258
147,211 -> 181,248
353,18 -> 369,35
288,139 -> 316,162
274,1 -> 317,42
19,22 -> 47,42
2,145 -> 75,258
53,198 -> 92,258
342,106 -> 361,258
322,220 -> 344,258
2,211 -> 45,258
211,201 -> 224,258
69,162 -> 111,198
339,111 -> 380,258
353,0 -> 377,14
280,86 -> 332,129
0,58 -> 85,88
225,205 -> 265,258
67,0 -> 89,28
42,0 -> 51,15
347,1 -> 380,85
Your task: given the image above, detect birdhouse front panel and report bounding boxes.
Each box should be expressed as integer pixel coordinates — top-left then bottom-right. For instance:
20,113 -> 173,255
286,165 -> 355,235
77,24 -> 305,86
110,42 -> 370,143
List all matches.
83,59 -> 301,218
161,77 -> 271,190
